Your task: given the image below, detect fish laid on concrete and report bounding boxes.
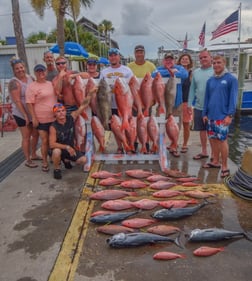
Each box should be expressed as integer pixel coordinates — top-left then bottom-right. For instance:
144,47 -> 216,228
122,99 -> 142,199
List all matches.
147,115 -> 159,153
181,182 -> 202,187
128,76 -> 143,117
153,251 -> 186,260
91,116 -> 105,152
107,232 -> 182,248
159,199 -> 199,209
96,224 -> 135,235
125,169 -> 153,179
193,246 -> 225,257
188,228 -> 252,242
165,115 -> 179,152
90,210 -> 115,217
90,210 -> 138,224
98,177 -> 124,186
120,179 -> 148,189
101,199 -> 134,211
164,76 -> 177,118
91,170 -> 122,179
147,225 -> 181,236
149,180 -> 177,190
147,174 -> 172,182
90,190 -> 137,200
163,168 -> 188,178
152,200 -> 210,220
139,72 -> 154,117
152,72 -> 165,116
131,199 -> 160,210
96,78 -> 112,130
184,190 -> 216,199
121,218 -> 157,228
176,177 -> 200,183
114,77 -> 133,131
110,114 -> 131,152
152,190 -> 184,198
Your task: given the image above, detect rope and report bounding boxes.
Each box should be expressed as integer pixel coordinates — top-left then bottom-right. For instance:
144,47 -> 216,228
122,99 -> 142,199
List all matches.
224,167 -> 252,200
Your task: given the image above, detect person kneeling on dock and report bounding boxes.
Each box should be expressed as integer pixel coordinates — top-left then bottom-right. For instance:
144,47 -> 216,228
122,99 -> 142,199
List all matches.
49,93 -> 92,179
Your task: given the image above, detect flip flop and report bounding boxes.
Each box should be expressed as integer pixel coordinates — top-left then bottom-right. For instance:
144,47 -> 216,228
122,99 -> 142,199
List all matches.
170,150 -> 180,157
180,147 -> 188,153
193,153 -> 209,160
202,162 -> 221,168
42,165 -> 49,172
25,161 -> 38,168
221,169 -> 230,178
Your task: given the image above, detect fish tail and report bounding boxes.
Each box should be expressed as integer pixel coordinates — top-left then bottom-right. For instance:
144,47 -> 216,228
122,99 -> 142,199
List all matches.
174,233 -> 184,249
244,232 -> 252,241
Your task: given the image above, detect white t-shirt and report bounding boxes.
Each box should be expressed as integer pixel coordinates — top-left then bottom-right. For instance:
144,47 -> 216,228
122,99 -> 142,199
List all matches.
100,65 -> 134,108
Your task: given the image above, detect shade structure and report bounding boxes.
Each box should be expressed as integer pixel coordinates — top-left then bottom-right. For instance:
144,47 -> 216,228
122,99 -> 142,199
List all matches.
50,41 -> 89,58
98,57 -> 109,65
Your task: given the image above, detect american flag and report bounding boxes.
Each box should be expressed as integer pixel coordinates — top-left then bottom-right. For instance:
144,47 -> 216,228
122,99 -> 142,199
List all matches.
183,32 -> 188,49
198,22 -> 206,47
211,10 -> 239,40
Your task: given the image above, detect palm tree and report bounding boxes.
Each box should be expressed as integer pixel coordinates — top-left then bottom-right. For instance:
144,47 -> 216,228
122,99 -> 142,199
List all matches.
11,0 -> 29,72
98,19 -> 115,48
29,0 -> 94,55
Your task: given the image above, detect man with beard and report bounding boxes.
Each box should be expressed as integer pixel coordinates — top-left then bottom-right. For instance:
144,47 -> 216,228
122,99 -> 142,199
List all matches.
43,50 -> 58,82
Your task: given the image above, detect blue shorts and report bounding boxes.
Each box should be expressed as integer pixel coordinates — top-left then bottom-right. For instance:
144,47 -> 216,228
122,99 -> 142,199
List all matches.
207,120 -> 229,141
65,105 -> 78,115
193,109 -> 207,131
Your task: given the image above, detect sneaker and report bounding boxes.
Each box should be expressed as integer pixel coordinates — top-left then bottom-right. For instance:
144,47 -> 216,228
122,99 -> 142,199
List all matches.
63,160 -> 72,169
54,169 -> 62,179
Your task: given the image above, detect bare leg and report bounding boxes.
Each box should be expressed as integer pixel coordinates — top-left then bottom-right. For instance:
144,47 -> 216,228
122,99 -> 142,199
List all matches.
19,126 -> 32,162
38,130 -> 49,168
219,139 -> 229,171
52,148 -> 62,170
182,122 -> 190,148
200,130 -> 208,155
30,127 -> 40,159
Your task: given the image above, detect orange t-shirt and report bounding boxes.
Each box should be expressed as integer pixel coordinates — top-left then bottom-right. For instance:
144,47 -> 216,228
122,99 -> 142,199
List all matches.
26,81 -> 57,123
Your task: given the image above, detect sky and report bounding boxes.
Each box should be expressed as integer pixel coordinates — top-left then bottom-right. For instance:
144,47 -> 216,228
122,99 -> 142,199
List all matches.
0,0 -> 251,59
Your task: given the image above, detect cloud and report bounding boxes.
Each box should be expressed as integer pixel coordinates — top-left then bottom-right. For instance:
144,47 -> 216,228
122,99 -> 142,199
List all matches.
120,2 -> 152,35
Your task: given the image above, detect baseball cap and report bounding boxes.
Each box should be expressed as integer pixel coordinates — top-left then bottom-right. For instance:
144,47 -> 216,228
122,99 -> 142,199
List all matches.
164,53 -> 175,59
87,58 -> 98,64
34,64 -> 46,72
108,48 -> 120,56
135,45 -> 145,51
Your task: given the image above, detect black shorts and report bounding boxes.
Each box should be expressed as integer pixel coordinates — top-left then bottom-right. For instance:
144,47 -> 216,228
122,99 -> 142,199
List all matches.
193,109 -> 207,131
37,122 -> 52,132
61,149 -> 85,162
13,115 -> 31,127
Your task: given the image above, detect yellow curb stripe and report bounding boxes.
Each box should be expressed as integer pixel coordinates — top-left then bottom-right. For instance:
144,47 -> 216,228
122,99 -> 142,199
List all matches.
48,162 -> 101,281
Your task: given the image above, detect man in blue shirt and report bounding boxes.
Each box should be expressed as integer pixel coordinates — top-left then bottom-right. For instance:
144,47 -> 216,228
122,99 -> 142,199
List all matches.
202,55 -> 238,178
152,53 -> 188,156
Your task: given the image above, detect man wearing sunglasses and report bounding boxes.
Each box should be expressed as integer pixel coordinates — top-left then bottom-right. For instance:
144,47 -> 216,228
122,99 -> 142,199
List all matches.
52,56 -> 89,114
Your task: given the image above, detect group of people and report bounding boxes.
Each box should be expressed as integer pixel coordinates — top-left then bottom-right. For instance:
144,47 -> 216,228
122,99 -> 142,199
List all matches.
8,44 -> 238,180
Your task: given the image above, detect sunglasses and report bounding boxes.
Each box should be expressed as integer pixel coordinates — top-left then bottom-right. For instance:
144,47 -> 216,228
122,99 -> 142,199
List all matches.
53,103 -> 65,112
56,61 -> 66,66
11,59 -> 23,65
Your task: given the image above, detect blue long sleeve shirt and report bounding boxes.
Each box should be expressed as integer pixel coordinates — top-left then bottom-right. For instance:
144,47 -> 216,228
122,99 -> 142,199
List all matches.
151,65 -> 188,107
202,72 -> 238,120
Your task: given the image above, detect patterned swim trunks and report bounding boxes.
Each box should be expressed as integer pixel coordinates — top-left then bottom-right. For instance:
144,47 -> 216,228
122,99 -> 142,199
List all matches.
206,120 -> 229,141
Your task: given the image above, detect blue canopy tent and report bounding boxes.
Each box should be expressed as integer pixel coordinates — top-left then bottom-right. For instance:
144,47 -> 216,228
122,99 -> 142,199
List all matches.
50,41 -> 89,58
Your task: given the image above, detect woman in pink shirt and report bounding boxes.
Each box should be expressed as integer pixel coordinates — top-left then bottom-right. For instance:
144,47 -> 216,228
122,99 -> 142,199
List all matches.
26,64 -> 57,172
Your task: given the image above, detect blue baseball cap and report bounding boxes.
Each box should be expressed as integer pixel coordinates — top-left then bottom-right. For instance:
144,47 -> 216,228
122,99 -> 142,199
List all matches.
87,58 -> 98,64
108,48 -> 120,56
34,64 -> 46,72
